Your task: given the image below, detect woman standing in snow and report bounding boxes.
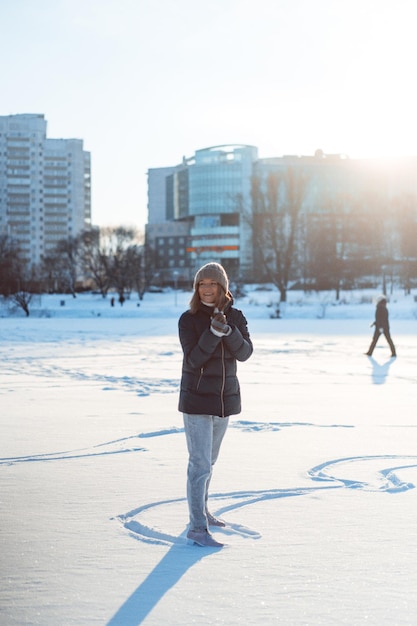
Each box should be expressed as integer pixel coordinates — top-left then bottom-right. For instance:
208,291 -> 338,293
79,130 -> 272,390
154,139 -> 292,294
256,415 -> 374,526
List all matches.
178,262 -> 253,547
365,295 -> 396,357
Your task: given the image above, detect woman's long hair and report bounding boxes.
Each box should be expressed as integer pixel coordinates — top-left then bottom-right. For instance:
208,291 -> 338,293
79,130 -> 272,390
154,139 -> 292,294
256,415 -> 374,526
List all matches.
189,284 -> 232,314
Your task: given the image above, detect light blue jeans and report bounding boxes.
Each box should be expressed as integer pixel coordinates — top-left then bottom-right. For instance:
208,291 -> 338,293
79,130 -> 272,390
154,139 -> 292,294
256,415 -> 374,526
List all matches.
183,413 -> 229,531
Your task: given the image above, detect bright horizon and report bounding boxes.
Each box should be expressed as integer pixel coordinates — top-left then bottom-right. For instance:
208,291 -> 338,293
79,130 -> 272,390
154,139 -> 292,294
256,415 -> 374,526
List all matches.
2,0 -> 417,230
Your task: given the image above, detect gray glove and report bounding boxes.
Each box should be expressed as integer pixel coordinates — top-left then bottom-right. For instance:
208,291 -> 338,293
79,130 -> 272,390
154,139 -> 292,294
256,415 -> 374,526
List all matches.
211,312 -> 230,335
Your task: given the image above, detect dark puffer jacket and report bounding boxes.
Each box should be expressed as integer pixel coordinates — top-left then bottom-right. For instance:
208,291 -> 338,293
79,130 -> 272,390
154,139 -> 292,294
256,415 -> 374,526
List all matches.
178,299 -> 253,417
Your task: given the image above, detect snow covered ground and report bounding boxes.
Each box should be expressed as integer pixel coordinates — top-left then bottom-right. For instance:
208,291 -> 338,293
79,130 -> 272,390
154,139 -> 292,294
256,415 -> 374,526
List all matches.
1,288 -> 417,625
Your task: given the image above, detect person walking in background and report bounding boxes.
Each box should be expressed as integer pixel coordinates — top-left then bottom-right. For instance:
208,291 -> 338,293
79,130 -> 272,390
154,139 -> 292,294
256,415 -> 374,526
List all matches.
178,262 -> 253,547
365,295 -> 396,357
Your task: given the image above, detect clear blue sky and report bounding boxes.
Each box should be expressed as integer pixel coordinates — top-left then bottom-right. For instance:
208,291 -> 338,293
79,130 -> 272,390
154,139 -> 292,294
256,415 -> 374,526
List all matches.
2,0 -> 416,230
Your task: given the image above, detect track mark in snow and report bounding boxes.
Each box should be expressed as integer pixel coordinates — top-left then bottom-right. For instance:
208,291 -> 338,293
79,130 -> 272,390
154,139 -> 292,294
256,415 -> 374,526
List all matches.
138,427 -> 184,438
0,435 -> 147,466
2,361 -> 179,396
116,495 -> 263,547
118,455 -> 417,546
309,455 -> 417,492
232,420 -> 353,432
0,427 -> 184,467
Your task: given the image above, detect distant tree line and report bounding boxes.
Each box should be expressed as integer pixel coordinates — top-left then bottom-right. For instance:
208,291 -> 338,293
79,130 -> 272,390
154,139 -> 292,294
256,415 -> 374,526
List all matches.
0,226 -> 156,316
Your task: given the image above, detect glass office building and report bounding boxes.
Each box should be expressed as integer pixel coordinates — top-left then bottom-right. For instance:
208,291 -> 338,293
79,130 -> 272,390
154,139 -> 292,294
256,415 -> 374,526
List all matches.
147,144 -> 257,283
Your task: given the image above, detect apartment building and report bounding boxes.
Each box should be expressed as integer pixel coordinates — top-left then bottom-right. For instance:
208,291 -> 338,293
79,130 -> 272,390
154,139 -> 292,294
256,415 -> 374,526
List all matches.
0,114 -> 91,267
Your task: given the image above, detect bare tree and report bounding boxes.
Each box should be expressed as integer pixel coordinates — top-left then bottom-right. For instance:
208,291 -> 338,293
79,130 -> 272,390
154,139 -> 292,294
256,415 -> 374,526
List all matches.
0,234 -> 22,295
78,228 -> 110,297
43,236 -> 82,296
10,290 -> 33,317
392,194 -> 417,294
307,195 -> 354,299
0,235 -> 34,315
99,226 -> 142,303
41,252 -> 62,293
249,166 -> 309,302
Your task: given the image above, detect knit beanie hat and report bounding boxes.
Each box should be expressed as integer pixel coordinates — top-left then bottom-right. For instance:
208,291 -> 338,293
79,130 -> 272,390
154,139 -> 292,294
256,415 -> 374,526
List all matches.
193,262 -> 229,293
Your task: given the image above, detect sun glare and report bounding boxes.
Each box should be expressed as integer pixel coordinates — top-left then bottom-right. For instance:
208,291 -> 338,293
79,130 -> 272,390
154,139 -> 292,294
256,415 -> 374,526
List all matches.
337,6 -> 417,159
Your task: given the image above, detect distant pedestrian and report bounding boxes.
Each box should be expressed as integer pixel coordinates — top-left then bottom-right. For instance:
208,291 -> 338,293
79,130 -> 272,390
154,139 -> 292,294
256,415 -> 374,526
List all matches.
178,262 -> 253,547
365,295 -> 396,357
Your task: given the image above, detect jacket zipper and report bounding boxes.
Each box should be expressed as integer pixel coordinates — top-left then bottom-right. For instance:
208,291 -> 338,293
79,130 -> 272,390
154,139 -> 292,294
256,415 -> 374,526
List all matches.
196,367 -> 204,390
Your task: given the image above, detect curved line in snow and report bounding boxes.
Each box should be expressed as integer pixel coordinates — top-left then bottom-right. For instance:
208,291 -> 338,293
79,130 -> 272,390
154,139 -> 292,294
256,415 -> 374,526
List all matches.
118,455 -> 417,546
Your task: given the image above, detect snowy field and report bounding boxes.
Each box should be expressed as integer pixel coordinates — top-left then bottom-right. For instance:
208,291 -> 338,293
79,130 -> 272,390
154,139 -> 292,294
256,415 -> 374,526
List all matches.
1,288 -> 417,625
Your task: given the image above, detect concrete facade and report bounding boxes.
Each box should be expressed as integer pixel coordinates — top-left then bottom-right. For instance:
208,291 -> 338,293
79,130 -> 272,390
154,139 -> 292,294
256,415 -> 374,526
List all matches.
0,114 -> 91,266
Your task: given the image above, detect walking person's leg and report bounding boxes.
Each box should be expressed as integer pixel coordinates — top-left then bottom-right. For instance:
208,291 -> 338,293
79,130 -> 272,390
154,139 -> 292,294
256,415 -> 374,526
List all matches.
383,330 -> 396,356
366,329 -> 381,356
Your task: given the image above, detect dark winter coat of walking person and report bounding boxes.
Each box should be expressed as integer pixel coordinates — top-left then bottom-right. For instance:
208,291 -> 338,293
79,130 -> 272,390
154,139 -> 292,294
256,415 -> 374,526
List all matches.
178,262 -> 253,547
365,296 -> 396,357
